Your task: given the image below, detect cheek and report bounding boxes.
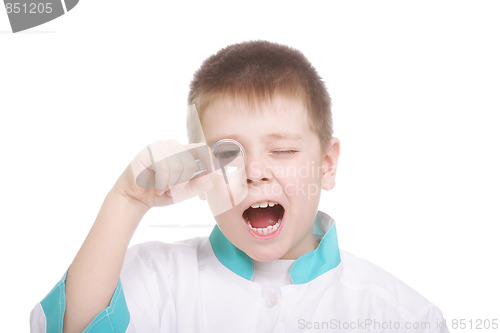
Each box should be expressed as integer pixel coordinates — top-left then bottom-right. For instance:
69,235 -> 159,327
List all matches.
278,160 -> 323,199
281,177 -> 322,199
214,209 -> 243,234
206,171 -> 248,217
215,212 -> 250,247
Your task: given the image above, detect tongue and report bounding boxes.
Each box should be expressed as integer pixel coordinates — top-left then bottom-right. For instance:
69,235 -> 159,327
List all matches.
245,206 -> 281,229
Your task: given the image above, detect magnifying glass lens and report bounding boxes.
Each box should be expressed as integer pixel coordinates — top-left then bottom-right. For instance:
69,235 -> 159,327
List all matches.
211,140 -> 245,175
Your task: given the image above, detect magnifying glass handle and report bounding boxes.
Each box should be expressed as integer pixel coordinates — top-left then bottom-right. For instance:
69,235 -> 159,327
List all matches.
194,152 -> 236,207
191,159 -> 209,179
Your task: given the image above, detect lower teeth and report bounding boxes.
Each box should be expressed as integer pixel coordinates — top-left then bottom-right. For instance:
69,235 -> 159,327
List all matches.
247,219 -> 281,235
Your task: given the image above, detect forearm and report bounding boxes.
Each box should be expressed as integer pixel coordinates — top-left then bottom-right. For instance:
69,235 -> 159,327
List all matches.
63,187 -> 149,333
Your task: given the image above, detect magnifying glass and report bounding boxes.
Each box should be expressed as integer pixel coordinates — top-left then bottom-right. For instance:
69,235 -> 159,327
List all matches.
135,139 -> 247,215
136,139 -> 246,190
209,139 -> 245,206
191,139 -> 246,177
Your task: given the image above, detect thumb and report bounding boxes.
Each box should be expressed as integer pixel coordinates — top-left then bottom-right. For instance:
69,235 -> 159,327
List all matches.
166,173 -> 214,204
191,173 -> 214,193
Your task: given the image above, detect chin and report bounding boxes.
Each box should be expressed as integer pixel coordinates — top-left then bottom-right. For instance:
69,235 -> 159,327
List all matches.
241,240 -> 290,262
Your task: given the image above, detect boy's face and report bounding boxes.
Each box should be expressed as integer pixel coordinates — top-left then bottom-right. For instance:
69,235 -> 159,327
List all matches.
201,95 -> 339,261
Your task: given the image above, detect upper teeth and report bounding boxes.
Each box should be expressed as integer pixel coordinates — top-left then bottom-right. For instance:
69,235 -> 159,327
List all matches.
251,201 -> 277,208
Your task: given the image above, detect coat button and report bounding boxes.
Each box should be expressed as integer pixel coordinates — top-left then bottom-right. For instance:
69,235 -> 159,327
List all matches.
266,294 -> 279,308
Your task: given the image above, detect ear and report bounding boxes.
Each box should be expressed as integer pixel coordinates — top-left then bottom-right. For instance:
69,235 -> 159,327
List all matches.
321,137 -> 340,191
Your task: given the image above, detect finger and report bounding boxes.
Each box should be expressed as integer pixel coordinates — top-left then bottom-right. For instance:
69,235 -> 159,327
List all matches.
165,149 -> 198,187
148,140 -> 181,192
182,152 -> 200,184
190,172 -> 215,193
131,146 -> 157,188
163,153 -> 184,188
154,159 -> 170,194
169,172 -> 214,203
186,143 -> 213,174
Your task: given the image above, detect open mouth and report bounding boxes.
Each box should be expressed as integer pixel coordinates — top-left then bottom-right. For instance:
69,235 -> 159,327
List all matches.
242,201 -> 285,236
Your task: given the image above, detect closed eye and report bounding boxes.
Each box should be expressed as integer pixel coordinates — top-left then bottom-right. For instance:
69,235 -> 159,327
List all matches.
272,150 -> 299,156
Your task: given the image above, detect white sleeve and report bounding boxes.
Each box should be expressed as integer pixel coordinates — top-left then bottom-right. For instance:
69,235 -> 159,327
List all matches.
29,303 -> 47,333
29,271 -> 130,333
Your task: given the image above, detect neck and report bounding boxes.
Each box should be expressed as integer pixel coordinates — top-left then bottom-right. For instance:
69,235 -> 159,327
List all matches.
280,230 -> 319,260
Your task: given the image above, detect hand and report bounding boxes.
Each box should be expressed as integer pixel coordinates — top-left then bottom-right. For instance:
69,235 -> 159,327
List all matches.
113,140 -> 214,209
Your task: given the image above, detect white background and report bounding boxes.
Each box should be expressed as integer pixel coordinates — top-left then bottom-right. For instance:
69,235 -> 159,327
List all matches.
1,0 -> 499,331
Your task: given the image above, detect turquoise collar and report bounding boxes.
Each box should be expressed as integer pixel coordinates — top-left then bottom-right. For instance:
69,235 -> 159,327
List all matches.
209,211 -> 341,284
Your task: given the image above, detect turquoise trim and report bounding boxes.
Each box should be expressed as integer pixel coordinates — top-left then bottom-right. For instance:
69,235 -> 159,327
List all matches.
208,211 -> 341,284
289,214 -> 341,284
83,280 -> 130,332
40,273 -> 130,333
209,225 -> 254,280
41,271 -> 67,333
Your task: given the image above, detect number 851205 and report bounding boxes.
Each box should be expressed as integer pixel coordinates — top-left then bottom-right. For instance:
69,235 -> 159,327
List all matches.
5,2 -> 53,14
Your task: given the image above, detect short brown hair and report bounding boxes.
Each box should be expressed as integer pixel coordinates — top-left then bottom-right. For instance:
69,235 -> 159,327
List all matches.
187,40 -> 333,148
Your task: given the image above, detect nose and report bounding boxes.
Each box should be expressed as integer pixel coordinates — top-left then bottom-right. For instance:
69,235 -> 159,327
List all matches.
245,153 -> 272,184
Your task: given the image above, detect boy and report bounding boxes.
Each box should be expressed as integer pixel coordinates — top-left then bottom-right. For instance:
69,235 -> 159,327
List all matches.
30,41 -> 448,332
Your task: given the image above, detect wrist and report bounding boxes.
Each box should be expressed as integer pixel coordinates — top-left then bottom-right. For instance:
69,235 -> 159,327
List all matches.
109,184 -> 151,216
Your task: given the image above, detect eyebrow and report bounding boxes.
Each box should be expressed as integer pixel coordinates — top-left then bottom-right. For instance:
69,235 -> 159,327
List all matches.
207,133 -> 303,145
264,133 -> 303,141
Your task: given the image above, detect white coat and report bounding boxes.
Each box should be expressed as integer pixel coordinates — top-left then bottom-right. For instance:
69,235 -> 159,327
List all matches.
30,211 -> 448,332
